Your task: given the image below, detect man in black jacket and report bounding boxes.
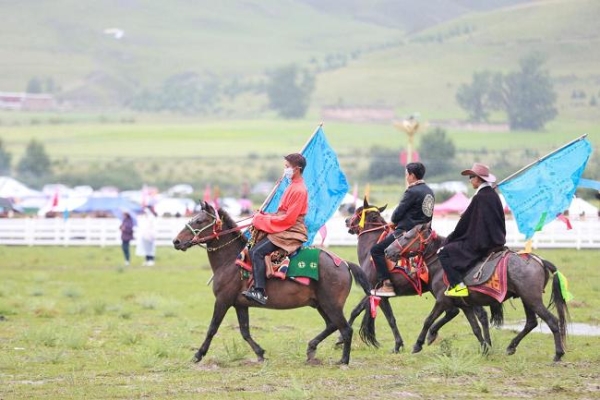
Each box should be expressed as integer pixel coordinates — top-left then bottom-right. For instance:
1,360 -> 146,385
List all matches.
371,162 -> 435,296
439,163 -> 506,297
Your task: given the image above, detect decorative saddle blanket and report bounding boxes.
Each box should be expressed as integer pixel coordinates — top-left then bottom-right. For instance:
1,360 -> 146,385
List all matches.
236,247 -> 323,285
443,249 -> 510,302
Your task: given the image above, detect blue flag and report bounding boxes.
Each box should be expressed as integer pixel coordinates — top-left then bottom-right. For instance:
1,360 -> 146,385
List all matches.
498,137 -> 592,239
264,126 -> 349,245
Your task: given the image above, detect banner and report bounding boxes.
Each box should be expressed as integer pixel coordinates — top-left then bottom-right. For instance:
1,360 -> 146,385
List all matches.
264,126 -> 349,245
498,137 -> 592,239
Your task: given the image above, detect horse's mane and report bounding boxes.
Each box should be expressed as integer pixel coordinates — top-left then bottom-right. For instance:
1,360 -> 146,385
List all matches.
216,207 -> 237,229
216,207 -> 249,245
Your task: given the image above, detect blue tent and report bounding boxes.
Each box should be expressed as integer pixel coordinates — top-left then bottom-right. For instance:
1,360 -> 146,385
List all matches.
73,196 -> 142,221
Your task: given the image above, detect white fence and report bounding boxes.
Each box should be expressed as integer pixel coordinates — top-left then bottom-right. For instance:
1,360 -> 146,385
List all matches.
1,216 -> 599,249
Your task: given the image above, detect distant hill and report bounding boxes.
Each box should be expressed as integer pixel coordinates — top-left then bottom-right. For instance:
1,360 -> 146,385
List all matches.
2,0 -> 598,123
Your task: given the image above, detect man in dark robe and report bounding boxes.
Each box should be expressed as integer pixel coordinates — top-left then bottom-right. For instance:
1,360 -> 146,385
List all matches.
438,163 -> 506,297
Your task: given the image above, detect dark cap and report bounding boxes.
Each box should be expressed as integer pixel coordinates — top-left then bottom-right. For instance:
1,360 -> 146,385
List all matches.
284,153 -> 306,172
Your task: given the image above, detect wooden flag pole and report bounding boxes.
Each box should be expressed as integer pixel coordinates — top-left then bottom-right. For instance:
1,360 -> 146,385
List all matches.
258,123 -> 324,212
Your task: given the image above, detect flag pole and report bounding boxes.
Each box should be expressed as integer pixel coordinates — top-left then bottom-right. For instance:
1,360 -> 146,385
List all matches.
497,134 -> 588,186
258,123 -> 324,211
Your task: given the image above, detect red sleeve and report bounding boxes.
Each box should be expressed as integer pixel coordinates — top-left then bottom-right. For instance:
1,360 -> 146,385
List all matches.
253,181 -> 308,233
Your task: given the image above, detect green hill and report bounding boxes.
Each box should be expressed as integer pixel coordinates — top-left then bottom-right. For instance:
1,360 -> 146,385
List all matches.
7,0 -> 594,119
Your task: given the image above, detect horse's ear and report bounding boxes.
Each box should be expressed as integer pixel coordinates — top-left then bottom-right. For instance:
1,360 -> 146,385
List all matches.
379,204 -> 387,213
363,196 -> 369,208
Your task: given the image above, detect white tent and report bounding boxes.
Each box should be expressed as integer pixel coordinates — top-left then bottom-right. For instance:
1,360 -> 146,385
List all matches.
0,176 -> 44,198
568,197 -> 599,219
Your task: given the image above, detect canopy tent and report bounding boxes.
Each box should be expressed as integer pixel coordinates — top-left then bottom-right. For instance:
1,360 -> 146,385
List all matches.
0,197 -> 23,213
73,196 -> 143,219
0,176 -> 44,198
434,192 -> 470,215
568,197 -> 598,219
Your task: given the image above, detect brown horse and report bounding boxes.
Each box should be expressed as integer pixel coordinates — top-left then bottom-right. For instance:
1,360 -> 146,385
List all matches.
384,222 -> 569,361
172,201 -> 372,365
347,199 -> 491,353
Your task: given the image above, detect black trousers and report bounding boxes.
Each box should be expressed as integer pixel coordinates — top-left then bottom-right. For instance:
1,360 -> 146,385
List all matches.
249,236 -> 278,291
438,247 -> 463,287
370,232 -> 397,282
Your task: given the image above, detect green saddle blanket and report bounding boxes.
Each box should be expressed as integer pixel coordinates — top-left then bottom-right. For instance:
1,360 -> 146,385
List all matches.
288,248 -> 320,281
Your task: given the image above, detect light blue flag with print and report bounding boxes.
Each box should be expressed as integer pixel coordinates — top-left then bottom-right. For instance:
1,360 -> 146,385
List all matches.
264,126 -> 349,246
498,137 -> 592,239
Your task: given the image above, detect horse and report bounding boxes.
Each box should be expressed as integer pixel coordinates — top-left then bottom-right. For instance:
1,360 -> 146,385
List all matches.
172,201 -> 372,365
384,222 -> 570,361
348,199 -> 491,353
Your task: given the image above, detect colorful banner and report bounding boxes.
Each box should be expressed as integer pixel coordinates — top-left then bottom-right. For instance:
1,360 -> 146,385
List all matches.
498,137 -> 592,239
264,126 -> 349,245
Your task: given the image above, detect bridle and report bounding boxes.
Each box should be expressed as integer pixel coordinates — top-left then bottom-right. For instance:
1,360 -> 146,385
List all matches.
347,207 -> 389,236
184,208 -> 252,252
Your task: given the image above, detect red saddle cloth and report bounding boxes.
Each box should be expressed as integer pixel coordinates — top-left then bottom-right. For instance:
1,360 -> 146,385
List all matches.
443,253 -> 509,302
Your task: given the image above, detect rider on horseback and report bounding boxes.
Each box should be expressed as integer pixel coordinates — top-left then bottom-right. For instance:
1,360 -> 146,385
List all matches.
438,163 -> 506,297
242,153 -> 309,305
371,162 -> 435,297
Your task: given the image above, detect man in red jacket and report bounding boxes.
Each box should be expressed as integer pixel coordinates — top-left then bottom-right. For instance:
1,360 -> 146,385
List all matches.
242,153 -> 309,305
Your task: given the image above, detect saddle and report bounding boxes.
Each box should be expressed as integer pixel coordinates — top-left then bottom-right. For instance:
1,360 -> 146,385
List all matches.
236,247 -> 319,286
462,248 -> 509,285
236,247 -> 290,278
442,248 -> 511,302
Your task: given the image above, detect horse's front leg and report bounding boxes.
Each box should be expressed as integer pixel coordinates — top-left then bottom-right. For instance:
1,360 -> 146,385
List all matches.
461,306 -> 490,354
413,302 -> 446,353
426,307 -> 460,345
194,301 -> 230,362
235,305 -> 265,362
378,297 -> 404,353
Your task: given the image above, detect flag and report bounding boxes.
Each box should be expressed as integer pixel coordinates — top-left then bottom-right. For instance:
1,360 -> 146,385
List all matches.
498,137 -> 592,239
263,126 -> 349,245
51,189 -> 59,207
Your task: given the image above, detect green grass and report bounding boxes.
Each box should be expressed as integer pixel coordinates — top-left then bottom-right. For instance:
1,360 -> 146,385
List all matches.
0,245 -> 599,398
1,0 -> 599,124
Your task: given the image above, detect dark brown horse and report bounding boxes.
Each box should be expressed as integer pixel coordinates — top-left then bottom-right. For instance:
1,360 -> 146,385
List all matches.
384,222 -> 569,361
347,199 -> 491,353
172,201 -> 372,365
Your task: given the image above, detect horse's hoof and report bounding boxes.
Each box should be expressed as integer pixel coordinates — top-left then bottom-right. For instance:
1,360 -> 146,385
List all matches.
553,352 -> 564,362
306,358 -> 323,365
193,355 -> 202,363
412,345 -> 423,354
392,344 -> 404,354
426,332 -> 438,346
506,347 -> 516,356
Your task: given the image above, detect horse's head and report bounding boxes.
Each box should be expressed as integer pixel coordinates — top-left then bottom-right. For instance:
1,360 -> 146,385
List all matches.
384,222 -> 437,262
172,200 -> 221,251
345,197 -> 387,235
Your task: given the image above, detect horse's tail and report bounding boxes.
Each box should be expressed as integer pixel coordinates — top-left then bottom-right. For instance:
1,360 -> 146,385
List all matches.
359,296 -> 380,348
346,261 -> 379,347
548,266 -> 571,348
488,302 -> 504,328
347,261 -> 371,296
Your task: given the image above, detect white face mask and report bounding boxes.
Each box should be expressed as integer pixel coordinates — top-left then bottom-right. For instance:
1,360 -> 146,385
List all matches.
283,167 -> 294,179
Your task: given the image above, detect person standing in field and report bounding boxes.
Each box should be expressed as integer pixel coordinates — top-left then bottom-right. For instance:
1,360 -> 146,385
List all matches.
119,211 -> 134,266
136,206 -> 157,266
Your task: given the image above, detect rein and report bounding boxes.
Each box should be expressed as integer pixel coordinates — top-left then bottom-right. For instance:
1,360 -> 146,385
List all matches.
185,211 -> 252,251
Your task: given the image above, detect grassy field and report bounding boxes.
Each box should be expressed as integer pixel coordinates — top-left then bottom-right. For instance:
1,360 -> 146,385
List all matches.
0,245 -> 599,399
1,115 -> 598,208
